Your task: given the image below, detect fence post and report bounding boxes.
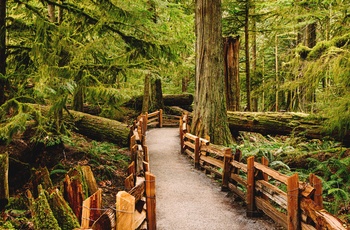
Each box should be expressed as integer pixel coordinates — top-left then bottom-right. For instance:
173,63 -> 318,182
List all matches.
158,109 -> 163,128
246,156 -> 257,217
142,113 -> 148,135
130,135 -> 136,151
81,189 -> 102,228
287,173 -> 300,230
309,173 -> 323,230
261,157 -> 269,200
180,116 -> 184,153
145,172 -> 156,230
222,148 -> 232,191
194,136 -> 200,169
116,191 -> 135,230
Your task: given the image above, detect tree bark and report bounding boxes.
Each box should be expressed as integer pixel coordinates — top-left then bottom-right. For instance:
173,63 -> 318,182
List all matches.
192,0 -> 233,145
142,74 -> 150,113
244,0 -> 251,111
224,36 -> 240,111
150,77 -> 164,111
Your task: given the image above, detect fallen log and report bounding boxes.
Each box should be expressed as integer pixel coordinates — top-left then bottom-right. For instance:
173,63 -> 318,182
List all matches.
37,105 -> 130,147
227,111 -> 350,144
123,94 -> 193,111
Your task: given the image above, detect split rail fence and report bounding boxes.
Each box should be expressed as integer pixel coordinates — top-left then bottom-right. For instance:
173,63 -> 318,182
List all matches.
80,110 -> 165,230
180,113 -> 346,230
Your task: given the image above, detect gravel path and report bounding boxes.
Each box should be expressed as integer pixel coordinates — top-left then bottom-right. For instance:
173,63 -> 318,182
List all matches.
146,127 -> 278,230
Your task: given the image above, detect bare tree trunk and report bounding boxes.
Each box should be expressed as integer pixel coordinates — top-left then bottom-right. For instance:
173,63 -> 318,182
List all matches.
48,3 -> 56,23
192,0 -> 233,145
150,77 -> 164,111
251,1 -> 258,112
224,36 -> 240,111
142,74 -> 150,113
244,0 -> 251,111
0,0 -> 6,105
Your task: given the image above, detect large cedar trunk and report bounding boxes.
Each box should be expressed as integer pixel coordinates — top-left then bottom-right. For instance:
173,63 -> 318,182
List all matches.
192,0 -> 233,145
224,36 -> 240,111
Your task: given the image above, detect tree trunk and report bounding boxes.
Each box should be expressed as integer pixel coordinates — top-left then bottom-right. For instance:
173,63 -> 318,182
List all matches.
227,111 -> 350,144
142,74 -> 150,114
0,0 -> 6,105
224,36 -> 240,111
0,152 -> 8,210
150,77 -> 164,111
244,0 -> 251,111
192,0 -> 233,145
48,3 -> 56,23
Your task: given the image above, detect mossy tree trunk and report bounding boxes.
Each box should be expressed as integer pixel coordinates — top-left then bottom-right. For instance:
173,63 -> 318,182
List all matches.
192,0 -> 233,145
0,153 -> 8,210
142,74 -> 150,113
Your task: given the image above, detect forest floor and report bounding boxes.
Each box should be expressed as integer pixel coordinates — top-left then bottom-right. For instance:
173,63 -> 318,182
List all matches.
147,127 -> 281,230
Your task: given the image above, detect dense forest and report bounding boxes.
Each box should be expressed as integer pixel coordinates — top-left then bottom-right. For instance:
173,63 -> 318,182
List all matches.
0,0 -> 350,228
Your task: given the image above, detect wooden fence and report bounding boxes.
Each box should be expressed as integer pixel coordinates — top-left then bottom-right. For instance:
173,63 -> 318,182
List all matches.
80,110 -> 163,230
180,113 -> 346,230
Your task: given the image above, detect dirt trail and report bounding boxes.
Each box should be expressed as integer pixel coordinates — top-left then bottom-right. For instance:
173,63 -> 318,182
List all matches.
146,127 -> 279,230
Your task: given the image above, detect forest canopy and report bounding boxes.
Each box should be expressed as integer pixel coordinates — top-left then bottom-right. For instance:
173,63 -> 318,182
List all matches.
0,0 -> 349,143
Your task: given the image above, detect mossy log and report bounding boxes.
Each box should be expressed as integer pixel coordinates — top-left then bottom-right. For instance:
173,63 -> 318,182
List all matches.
123,93 -> 193,111
227,111 -> 350,144
37,105 -> 130,147
228,111 -> 324,139
0,152 -> 9,210
68,110 -> 130,147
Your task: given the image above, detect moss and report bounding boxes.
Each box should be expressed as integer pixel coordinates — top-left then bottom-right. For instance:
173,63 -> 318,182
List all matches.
295,45 -> 311,60
307,41 -> 329,60
47,189 -> 80,230
31,185 -> 61,230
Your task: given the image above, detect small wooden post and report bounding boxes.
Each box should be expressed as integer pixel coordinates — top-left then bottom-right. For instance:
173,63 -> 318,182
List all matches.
142,113 -> 148,135
143,145 -> 149,163
158,109 -> 163,128
145,172 -> 156,230
222,148 -> 232,191
194,136 -> 200,169
261,157 -> 269,200
127,162 -> 135,176
246,156 -> 256,217
130,135 -> 136,151
116,191 -> 135,230
309,173 -> 323,230
180,116 -> 184,153
287,173 -> 300,230
81,196 -> 91,228
231,149 -> 242,186
143,161 -> 150,172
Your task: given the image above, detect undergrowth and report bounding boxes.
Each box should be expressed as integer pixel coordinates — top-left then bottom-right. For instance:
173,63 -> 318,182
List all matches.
231,132 -> 350,223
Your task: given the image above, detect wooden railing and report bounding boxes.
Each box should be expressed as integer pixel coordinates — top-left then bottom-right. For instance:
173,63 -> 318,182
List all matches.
80,111 -> 162,230
180,113 -> 346,230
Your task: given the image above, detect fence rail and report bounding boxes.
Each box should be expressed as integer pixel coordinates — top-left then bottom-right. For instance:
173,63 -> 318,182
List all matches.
80,110 -> 163,230
180,113 -> 346,230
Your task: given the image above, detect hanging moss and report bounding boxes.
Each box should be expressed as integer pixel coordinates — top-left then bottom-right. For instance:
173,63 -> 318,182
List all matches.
47,189 -> 80,230
31,185 -> 61,230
